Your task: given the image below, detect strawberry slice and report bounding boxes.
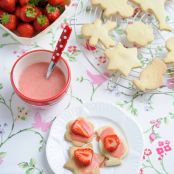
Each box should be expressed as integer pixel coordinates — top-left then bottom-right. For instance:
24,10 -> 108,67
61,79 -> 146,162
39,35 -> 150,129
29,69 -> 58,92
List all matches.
71,119 -> 92,138
74,148 -> 93,166
103,135 -> 120,152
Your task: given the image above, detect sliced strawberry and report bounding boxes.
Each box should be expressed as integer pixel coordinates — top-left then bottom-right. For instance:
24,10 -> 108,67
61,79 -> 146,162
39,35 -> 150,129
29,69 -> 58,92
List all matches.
103,135 -> 120,153
71,119 -> 92,138
74,148 -> 93,166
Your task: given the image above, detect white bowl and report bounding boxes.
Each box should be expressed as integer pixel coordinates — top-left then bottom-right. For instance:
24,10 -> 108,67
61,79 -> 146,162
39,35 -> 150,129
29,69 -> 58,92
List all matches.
0,0 -> 72,45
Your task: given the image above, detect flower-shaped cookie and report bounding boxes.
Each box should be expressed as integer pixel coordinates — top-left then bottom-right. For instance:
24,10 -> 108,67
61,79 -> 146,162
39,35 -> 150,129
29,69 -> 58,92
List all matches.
134,59 -> 167,91
65,117 -> 95,146
81,19 -> 116,48
164,37 -> 174,67
126,21 -> 154,47
92,0 -> 134,18
130,0 -> 172,31
64,144 -> 105,174
96,126 -> 128,166
105,43 -> 141,76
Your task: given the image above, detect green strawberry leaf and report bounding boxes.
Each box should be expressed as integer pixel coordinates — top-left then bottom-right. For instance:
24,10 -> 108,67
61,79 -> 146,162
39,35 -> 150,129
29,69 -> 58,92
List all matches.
47,4 -> 57,13
26,7 -> 36,18
0,13 -> 10,25
37,15 -> 46,26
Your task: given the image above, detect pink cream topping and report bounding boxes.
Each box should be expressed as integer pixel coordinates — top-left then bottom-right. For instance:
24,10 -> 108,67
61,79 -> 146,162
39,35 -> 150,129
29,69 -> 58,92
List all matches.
100,127 -> 126,158
70,119 -> 94,143
79,154 -> 103,174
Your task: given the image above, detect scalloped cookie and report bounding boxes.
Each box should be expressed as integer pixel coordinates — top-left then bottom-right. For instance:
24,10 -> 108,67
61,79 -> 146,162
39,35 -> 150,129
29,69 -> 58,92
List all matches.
65,117 -> 95,146
134,59 -> 167,91
130,0 -> 172,31
91,0 -> 134,18
126,21 -> 154,47
64,144 -> 105,174
81,19 -> 116,48
164,37 -> 174,67
96,126 -> 128,167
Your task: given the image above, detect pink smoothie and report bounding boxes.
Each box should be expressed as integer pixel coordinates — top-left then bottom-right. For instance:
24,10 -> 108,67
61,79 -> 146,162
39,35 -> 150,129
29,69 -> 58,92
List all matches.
19,62 -> 66,100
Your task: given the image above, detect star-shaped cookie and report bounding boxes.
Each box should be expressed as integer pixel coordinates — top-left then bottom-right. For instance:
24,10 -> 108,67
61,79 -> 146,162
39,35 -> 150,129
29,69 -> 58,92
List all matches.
130,0 -> 172,31
64,144 -> 105,174
133,59 -> 167,91
81,19 -> 116,48
164,37 -> 174,67
91,0 -> 134,18
105,43 -> 141,76
126,21 -> 154,47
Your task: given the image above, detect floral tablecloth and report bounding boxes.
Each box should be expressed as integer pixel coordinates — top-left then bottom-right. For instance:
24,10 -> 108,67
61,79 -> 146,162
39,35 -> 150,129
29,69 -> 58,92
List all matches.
0,1 -> 174,174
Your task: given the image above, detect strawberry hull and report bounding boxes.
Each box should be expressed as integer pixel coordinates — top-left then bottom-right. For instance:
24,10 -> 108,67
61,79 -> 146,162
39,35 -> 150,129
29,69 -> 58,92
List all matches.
0,0 -> 71,45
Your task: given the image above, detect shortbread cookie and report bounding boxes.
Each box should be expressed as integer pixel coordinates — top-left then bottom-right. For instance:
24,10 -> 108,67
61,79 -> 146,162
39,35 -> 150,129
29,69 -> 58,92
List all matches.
130,0 -> 172,31
81,19 -> 116,48
164,37 -> 174,67
96,126 -> 128,167
126,21 -> 154,47
105,43 -> 141,76
134,59 -> 167,91
64,144 -> 105,174
65,117 -> 95,146
91,0 -> 134,18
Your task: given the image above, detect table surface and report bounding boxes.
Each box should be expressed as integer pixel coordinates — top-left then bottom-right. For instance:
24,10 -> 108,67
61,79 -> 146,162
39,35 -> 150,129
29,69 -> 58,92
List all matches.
0,1 -> 174,174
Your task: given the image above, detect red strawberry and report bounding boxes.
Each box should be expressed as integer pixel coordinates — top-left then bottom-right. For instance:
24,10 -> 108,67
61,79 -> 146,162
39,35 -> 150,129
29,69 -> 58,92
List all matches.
17,23 -> 34,37
0,10 -> 5,18
15,7 -> 21,18
48,0 -> 64,6
20,5 -> 37,22
71,120 -> 91,138
19,0 -> 28,6
104,135 -> 120,153
35,7 -> 42,17
46,4 -> 60,22
34,15 -> 49,31
0,0 -> 16,13
74,148 -> 93,166
0,13 -> 17,30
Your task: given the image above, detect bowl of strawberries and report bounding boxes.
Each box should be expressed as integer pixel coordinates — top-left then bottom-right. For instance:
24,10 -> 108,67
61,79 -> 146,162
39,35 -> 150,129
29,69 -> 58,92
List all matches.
0,0 -> 71,45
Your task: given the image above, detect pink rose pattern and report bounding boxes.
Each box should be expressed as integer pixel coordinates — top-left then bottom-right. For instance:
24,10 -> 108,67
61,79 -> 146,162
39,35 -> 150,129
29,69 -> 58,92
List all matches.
141,140 -> 172,173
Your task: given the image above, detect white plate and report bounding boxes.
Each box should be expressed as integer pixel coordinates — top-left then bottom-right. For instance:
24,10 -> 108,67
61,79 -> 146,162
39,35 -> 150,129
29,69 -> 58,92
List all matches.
46,102 -> 144,174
